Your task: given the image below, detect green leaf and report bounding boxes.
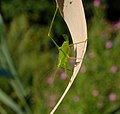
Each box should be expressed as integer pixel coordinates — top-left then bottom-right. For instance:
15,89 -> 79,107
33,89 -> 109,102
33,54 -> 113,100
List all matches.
0,105 -> 8,114
0,89 -> 25,114
0,13 -> 32,114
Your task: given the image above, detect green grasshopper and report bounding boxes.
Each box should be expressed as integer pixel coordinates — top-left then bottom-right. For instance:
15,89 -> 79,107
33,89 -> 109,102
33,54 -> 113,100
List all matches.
48,7 -> 70,74
48,7 -> 86,76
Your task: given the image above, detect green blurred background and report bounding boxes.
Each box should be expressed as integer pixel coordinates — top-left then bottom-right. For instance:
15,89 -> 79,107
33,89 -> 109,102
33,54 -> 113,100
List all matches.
0,0 -> 120,114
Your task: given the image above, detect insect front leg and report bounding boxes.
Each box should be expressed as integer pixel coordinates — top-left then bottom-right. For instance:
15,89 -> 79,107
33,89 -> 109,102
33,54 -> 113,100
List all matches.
69,39 -> 87,47
69,56 -> 83,60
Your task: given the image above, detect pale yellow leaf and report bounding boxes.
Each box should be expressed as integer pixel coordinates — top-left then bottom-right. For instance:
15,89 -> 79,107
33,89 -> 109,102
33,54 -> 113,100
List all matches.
50,0 -> 87,113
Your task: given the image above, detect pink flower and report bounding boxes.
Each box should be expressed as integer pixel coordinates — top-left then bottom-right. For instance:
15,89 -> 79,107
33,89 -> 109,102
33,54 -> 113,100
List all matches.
49,95 -> 57,101
46,76 -> 54,84
80,66 -> 87,73
60,72 -> 67,80
73,95 -> 80,102
108,93 -> 116,102
101,31 -> 106,37
106,41 -> 113,49
110,66 -> 118,73
92,90 -> 99,97
88,51 -> 95,58
47,101 -> 55,108
114,21 -> 120,28
47,94 -> 58,108
93,0 -> 100,7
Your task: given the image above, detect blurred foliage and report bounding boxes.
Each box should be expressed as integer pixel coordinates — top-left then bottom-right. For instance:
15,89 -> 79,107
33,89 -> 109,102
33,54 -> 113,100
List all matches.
0,0 -> 120,114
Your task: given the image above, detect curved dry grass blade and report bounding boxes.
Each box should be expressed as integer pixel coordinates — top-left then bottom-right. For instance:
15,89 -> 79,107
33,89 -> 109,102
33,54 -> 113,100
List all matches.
50,0 -> 87,113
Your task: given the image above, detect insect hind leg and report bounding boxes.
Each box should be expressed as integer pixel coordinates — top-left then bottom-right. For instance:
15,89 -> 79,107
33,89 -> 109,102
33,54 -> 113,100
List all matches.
61,63 -> 72,82
69,57 -> 84,67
